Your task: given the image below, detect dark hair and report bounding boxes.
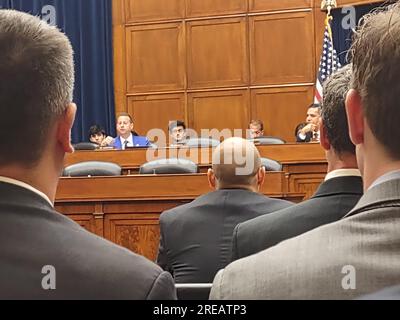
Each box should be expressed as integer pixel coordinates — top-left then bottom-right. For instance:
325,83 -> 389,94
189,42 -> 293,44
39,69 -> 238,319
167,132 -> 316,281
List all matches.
249,120 -> 264,131
308,104 -> 321,115
350,3 -> 400,159
321,64 -> 355,156
0,10 -> 74,167
169,120 -> 186,133
88,125 -> 106,139
308,103 -> 321,109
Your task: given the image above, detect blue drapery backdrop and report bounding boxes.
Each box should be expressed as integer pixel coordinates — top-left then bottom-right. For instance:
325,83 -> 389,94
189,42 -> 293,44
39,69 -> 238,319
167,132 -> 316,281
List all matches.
0,0 -> 116,143
331,2 -> 384,66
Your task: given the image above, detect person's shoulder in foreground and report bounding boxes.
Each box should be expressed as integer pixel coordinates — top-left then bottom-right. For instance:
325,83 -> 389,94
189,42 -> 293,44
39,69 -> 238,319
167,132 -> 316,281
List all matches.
0,9 -> 175,300
0,180 -> 175,299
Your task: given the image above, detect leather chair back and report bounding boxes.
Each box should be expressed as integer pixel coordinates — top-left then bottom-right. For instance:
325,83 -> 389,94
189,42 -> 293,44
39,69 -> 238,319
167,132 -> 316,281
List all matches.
139,158 -> 198,174
63,161 -> 122,177
261,157 -> 283,171
186,138 -> 220,148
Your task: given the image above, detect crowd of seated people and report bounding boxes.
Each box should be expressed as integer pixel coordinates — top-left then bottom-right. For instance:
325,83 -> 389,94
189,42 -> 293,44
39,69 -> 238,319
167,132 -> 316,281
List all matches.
86,115 -> 320,150
86,117 -> 284,150
2,2 -> 400,301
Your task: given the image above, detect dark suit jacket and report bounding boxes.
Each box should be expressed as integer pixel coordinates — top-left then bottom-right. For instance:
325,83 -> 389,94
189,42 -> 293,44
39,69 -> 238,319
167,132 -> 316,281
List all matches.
231,176 -> 363,261
296,131 -> 312,143
113,135 -> 150,149
157,189 -> 292,283
0,182 -> 176,300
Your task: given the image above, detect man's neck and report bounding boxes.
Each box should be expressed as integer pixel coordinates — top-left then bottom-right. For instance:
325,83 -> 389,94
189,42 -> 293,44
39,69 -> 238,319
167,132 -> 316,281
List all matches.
363,158 -> 400,191
325,150 -> 358,173
120,133 -> 132,140
0,150 -> 63,204
0,165 -> 58,204
362,132 -> 400,191
216,184 -> 259,193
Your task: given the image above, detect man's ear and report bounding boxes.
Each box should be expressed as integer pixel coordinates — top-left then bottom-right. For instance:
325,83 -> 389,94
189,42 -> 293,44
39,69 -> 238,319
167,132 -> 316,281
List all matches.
207,168 -> 216,190
57,103 -> 77,154
346,89 -> 364,146
319,122 -> 331,151
257,166 -> 266,189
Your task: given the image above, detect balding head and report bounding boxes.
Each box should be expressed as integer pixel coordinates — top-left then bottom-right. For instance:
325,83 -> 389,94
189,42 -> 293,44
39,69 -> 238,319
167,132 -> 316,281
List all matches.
208,138 -> 265,191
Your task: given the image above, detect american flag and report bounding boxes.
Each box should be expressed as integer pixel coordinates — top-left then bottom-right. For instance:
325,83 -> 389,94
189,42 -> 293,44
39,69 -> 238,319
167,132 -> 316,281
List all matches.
314,15 -> 342,103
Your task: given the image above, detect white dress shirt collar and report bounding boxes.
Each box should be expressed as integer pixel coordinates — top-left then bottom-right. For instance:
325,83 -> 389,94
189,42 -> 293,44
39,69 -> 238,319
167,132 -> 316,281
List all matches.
324,168 -> 362,182
120,133 -> 133,149
0,176 -> 53,207
368,169 -> 400,191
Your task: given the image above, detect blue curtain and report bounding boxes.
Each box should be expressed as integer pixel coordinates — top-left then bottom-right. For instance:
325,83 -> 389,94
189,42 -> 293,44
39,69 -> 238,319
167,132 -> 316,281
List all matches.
0,1 -> 11,9
331,2 -> 384,65
1,0 -> 116,143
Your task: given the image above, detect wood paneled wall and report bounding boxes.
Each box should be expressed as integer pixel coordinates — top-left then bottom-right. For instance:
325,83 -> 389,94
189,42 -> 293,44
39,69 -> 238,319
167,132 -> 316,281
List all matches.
112,0 -> 379,143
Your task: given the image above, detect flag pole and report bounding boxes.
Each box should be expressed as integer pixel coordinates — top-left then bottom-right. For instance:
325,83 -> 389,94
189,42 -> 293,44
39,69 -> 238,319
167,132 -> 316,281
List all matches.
321,0 -> 337,17
314,0 -> 341,104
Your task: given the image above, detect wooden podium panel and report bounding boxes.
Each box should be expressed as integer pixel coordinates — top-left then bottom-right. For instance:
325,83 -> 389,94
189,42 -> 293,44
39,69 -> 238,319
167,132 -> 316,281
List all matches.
186,0 -> 246,17
126,22 -> 185,93
249,11 -> 315,86
187,17 -> 249,89
125,0 -> 185,23
55,173 -> 303,260
249,0 -> 311,12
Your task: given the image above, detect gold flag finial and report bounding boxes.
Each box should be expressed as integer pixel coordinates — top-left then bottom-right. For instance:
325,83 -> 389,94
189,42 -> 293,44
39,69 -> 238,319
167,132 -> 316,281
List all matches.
321,0 -> 337,16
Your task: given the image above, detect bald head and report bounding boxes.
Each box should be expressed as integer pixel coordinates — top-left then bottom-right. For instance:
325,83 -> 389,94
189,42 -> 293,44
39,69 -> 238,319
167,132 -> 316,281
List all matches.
209,138 -> 264,191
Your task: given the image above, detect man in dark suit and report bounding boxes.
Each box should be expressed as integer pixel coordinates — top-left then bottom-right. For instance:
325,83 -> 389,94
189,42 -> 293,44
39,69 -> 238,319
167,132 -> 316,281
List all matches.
0,10 -> 175,299
232,64 -> 363,261
296,104 -> 321,142
157,137 -> 292,283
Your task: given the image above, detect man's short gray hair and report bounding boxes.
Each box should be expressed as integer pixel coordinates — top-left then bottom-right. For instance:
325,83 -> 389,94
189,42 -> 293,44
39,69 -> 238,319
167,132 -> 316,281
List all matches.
0,10 -> 74,166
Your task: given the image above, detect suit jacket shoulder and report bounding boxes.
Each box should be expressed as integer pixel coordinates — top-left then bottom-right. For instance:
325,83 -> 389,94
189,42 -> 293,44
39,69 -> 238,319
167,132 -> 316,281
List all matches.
296,131 -> 312,143
0,182 -> 176,300
211,178 -> 400,300
112,135 -> 150,149
232,176 -> 363,260
157,189 -> 292,283
133,135 -> 150,147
